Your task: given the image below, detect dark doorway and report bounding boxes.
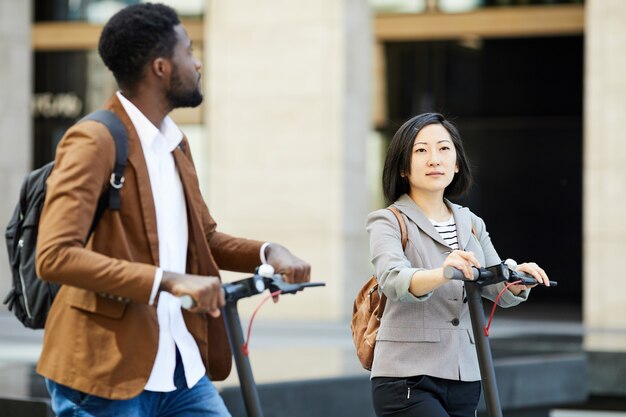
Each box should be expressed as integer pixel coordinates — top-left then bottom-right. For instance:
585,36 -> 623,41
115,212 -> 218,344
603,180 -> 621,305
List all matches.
33,51 -> 88,169
384,36 -> 583,306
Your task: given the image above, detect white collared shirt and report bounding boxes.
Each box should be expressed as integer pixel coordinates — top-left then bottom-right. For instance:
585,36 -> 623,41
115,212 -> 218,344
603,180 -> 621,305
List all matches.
116,92 -> 205,391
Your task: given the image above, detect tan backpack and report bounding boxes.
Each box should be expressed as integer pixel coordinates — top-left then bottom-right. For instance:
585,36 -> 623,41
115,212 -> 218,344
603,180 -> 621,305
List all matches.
351,206 -> 407,370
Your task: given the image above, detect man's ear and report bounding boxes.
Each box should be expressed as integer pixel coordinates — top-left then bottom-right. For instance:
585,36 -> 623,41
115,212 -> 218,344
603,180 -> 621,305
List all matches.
151,57 -> 171,80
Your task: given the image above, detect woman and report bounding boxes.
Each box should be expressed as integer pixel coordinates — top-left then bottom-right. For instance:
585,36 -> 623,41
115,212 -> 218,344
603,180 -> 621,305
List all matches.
367,113 -> 549,417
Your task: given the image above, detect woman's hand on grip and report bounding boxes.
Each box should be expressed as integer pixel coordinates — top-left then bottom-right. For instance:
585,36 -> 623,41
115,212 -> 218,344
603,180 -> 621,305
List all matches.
442,250 -> 481,280
508,262 -> 550,294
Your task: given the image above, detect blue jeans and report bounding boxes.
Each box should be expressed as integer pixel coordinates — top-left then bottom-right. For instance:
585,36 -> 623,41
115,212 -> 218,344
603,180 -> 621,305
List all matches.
45,351 -> 231,417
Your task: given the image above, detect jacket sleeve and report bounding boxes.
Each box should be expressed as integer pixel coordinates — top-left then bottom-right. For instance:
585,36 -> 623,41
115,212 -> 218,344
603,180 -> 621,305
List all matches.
36,123 -> 157,304
471,213 -> 530,307
366,209 -> 431,303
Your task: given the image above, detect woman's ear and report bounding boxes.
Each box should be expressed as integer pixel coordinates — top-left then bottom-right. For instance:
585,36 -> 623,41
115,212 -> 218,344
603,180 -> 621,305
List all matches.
454,163 -> 459,174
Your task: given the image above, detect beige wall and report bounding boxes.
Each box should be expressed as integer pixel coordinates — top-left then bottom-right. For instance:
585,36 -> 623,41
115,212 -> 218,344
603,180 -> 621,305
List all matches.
584,0 -> 626,351
204,0 -> 372,320
0,0 -> 372,321
0,0 -> 31,306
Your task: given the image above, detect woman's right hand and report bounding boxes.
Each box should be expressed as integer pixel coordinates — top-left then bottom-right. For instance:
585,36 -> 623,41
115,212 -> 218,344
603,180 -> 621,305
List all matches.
443,250 -> 481,280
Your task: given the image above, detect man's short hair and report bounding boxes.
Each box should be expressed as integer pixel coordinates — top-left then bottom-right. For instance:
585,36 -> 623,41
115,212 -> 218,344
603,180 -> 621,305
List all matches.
99,3 -> 180,89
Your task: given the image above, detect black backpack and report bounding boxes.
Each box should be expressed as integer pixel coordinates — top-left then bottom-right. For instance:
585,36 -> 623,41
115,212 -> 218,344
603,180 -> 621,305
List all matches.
3,110 -> 128,329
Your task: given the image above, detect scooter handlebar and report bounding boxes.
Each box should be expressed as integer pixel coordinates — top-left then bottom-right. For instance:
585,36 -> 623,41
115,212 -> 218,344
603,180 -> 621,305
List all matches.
443,266 -> 480,281
444,263 -> 558,287
509,269 -> 558,287
179,294 -> 196,310
178,264 -> 325,310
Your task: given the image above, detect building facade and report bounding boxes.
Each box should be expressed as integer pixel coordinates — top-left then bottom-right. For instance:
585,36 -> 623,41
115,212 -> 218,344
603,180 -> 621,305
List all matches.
2,3 -> 626,383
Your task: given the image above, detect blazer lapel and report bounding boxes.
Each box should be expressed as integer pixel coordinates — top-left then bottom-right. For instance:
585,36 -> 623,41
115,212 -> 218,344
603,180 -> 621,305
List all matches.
393,194 -> 474,250
172,144 -> 212,275
394,194 -> 449,248
449,201 -> 473,251
105,96 -> 160,266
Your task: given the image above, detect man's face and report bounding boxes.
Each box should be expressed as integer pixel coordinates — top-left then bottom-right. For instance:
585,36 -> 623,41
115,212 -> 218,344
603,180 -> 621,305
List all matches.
167,25 -> 203,108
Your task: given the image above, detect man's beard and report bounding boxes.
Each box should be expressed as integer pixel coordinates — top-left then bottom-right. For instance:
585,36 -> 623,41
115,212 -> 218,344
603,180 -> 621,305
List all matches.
167,68 -> 203,109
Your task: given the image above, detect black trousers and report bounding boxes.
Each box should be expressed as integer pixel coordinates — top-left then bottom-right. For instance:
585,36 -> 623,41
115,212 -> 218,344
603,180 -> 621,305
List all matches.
371,375 -> 481,417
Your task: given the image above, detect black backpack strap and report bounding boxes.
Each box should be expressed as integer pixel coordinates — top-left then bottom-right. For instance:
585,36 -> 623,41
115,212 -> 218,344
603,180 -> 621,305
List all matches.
79,110 -> 128,242
80,110 -> 128,211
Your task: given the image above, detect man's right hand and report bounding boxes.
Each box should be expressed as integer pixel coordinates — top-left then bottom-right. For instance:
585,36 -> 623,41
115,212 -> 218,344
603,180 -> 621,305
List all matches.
160,271 -> 224,317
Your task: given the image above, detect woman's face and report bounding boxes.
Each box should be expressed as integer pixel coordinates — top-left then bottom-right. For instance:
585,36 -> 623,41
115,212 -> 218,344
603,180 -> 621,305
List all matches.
404,123 -> 458,197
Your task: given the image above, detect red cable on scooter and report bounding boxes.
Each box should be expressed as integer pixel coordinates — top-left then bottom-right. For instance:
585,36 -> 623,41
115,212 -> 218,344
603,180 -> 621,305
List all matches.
242,290 -> 283,356
483,280 -> 522,336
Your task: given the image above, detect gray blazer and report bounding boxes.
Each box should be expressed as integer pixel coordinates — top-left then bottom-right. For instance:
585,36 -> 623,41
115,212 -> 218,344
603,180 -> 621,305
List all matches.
366,194 -> 529,381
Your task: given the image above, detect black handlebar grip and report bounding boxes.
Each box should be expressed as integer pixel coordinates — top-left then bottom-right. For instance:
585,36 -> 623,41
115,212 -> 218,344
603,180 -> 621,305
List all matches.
511,270 -> 558,287
180,286 -> 232,310
443,266 -> 480,281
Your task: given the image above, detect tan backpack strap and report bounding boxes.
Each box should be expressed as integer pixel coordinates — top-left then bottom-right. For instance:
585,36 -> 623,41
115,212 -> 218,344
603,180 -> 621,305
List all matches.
387,206 -> 408,251
375,206 -> 406,321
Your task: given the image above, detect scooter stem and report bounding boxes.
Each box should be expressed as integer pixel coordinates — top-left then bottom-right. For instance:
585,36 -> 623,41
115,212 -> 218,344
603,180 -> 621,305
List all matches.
466,283 -> 503,417
222,301 -> 264,417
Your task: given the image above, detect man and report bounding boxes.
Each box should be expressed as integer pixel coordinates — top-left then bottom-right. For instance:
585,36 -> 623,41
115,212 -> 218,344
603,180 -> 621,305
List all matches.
35,3 -> 310,416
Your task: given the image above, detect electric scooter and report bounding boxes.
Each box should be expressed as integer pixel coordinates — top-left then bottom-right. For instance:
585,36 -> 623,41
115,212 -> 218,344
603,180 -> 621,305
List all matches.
444,260 -> 558,417
180,265 -> 325,417
181,262 -> 554,417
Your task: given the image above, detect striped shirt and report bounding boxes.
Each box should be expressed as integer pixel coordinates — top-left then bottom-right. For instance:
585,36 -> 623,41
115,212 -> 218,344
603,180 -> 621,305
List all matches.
430,215 -> 458,250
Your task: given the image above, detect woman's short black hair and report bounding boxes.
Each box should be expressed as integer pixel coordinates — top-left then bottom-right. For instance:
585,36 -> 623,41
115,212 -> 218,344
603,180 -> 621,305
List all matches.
98,3 -> 180,89
382,113 -> 473,205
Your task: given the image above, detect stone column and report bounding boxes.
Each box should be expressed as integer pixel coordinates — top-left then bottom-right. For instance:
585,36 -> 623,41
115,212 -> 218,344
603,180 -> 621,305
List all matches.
204,0 -> 371,320
0,0 -> 31,305
585,0 -> 626,395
